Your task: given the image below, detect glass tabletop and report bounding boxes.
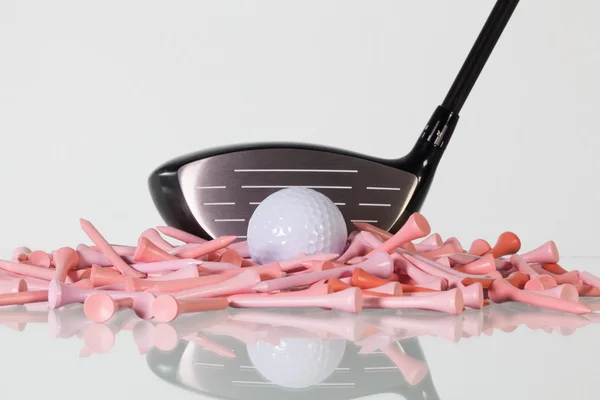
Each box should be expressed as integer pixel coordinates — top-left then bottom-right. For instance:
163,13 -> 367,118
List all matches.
0,257 -> 598,400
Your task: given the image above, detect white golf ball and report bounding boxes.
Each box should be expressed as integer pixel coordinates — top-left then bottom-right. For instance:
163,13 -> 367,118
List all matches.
246,338 -> 347,388
247,187 -> 348,264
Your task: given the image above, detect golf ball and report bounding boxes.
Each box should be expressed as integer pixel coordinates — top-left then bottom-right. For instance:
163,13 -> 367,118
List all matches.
247,187 -> 348,264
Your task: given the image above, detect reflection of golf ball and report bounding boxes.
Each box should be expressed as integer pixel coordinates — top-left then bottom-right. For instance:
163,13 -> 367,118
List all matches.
247,188 -> 347,264
246,338 -> 346,389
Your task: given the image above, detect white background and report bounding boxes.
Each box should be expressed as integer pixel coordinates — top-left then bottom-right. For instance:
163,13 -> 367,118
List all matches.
1,0 -> 599,264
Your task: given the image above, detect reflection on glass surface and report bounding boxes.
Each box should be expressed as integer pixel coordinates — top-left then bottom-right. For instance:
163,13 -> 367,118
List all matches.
2,298 -> 600,399
146,310 -> 438,400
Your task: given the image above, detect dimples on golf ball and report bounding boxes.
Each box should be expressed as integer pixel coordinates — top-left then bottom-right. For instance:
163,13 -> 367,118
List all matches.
247,187 -> 347,264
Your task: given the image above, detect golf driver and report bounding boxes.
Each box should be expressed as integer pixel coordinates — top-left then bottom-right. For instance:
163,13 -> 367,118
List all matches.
149,0 -> 520,240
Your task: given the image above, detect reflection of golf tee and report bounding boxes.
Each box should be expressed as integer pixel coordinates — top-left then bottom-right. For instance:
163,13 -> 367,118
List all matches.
229,310 -> 378,343
184,332 -> 236,358
204,320 -> 280,346
132,320 -> 155,354
0,306 -> 47,331
152,312 -> 232,351
79,310 -> 136,356
381,343 -> 429,386
379,314 -> 463,342
484,304 -> 591,335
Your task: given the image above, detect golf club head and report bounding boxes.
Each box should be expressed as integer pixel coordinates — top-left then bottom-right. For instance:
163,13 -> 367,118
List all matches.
149,133 -> 446,241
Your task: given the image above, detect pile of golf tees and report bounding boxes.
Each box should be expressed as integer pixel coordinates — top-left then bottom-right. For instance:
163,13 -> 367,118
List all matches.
1,213 -> 599,323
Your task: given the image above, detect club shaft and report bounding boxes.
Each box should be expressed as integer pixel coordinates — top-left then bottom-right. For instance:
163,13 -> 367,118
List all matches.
442,0 -> 520,114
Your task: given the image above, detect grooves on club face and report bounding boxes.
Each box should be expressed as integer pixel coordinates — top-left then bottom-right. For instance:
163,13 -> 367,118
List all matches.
148,136 -> 448,241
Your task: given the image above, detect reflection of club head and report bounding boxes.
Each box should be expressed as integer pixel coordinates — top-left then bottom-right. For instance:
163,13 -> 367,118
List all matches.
146,337 -> 440,400
146,308 -> 441,400
144,300 -> 600,399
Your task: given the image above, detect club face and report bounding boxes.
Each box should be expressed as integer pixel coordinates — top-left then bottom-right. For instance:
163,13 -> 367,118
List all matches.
163,146 -> 419,240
